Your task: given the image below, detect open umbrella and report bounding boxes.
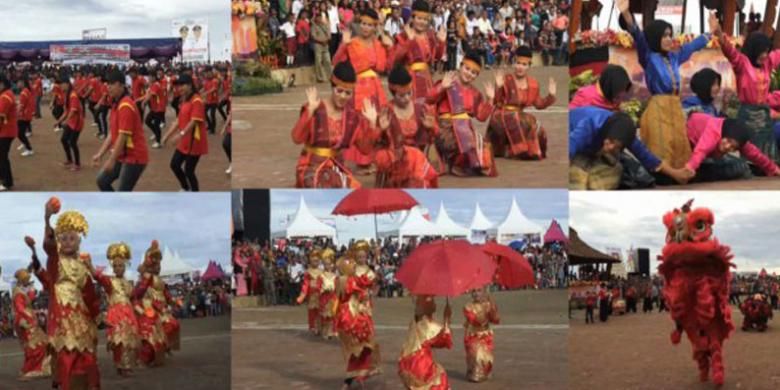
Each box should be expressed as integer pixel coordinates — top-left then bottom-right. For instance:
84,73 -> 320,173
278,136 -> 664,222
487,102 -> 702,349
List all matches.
332,189 -> 419,238
396,239 -> 496,297
482,242 -> 535,289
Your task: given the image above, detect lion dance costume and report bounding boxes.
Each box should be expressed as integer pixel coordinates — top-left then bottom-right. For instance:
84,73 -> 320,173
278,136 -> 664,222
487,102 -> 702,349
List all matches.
658,199 -> 735,386
739,294 -> 772,332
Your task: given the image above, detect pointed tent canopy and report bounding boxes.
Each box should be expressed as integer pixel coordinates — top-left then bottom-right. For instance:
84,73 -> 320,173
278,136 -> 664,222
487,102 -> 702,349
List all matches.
468,203 -> 495,243
202,261 -> 226,281
543,219 -> 568,244
381,206 -> 440,239
285,196 -> 337,239
497,197 -> 543,242
433,202 -> 470,237
159,246 -> 196,277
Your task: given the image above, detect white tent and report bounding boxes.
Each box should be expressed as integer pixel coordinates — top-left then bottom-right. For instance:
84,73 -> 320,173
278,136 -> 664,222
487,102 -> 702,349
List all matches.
496,197 -> 544,244
159,246 -> 196,277
283,196 -> 337,239
433,202 -> 469,237
383,206 -> 440,240
468,203 -> 495,244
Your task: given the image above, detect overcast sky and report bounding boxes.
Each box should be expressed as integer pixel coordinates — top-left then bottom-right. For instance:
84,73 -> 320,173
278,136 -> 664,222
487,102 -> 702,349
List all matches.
0,0 -> 231,61
265,189 -> 569,243
0,192 -> 230,285
570,191 -> 780,274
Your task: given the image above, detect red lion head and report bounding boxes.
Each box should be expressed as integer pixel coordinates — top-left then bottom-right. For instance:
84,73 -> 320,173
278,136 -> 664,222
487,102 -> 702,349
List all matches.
662,199 -> 715,244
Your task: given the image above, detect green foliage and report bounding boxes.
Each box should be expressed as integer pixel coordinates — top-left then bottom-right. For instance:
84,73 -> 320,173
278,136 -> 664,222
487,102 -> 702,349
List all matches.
233,77 -> 283,96
234,60 -> 271,78
569,70 -> 598,100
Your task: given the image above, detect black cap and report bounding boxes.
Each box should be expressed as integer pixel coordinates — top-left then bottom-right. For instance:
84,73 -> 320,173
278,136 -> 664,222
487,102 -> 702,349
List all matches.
104,69 -> 125,84
332,61 -> 356,84
412,0 -> 431,13
515,46 -> 533,59
388,64 -> 412,87
362,8 -> 379,21
175,74 -> 194,85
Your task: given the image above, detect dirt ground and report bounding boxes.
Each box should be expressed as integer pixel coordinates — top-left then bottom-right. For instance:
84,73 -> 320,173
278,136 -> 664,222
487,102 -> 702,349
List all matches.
5,103 -> 231,191
0,315 -> 230,390
569,307 -> 780,390
231,289 -> 569,390
232,66 -> 569,189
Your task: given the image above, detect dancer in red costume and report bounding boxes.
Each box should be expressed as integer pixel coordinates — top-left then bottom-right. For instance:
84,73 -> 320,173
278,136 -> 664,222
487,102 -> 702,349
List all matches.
132,241 -> 169,366
427,52 -> 497,177
397,295 -> 452,389
335,255 -> 381,389
292,61 -> 378,188
333,8 -> 392,172
32,197 -> 101,390
318,249 -> 339,339
86,243 -> 140,376
297,249 -> 324,335
374,65 -> 439,188
658,199 -> 735,386
739,293 -> 772,332
11,266 -> 51,381
463,287 -> 499,382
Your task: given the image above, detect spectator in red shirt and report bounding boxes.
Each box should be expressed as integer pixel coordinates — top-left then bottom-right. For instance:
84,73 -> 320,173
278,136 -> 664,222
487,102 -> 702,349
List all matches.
15,76 -> 35,156
93,69 -> 149,191
0,74 -> 18,190
162,74 -> 208,191
32,70 -> 43,119
296,10 -> 312,65
585,291 -> 596,324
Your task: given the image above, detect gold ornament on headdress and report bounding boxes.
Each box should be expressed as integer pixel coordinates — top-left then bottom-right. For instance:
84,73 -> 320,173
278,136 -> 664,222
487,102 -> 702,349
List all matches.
14,269 -> 31,284
55,210 -> 89,237
310,248 -> 323,260
107,242 -> 132,266
336,256 -> 356,276
321,248 -> 336,262
352,240 -> 370,253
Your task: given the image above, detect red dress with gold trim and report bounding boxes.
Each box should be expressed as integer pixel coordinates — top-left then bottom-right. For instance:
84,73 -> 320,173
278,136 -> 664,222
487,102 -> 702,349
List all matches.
94,273 -> 140,370
318,271 -> 339,338
488,75 -> 554,159
12,285 -> 51,379
299,267 -> 323,332
463,300 -> 500,382
391,31 -> 445,103
335,275 -> 380,380
132,273 -> 169,366
397,316 -> 452,389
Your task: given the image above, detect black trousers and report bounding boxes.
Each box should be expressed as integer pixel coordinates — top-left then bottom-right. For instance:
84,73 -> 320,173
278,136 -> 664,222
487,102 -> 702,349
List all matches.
223,132 -> 231,162
52,105 -> 64,122
170,150 -> 201,191
97,105 -> 109,137
17,120 -> 32,150
0,137 -> 12,188
172,96 -> 181,116
206,103 -> 218,134
218,99 -> 229,121
88,101 -> 98,125
136,102 -> 146,123
329,33 -> 341,58
96,162 -> 146,191
145,111 -> 165,143
61,126 -> 81,166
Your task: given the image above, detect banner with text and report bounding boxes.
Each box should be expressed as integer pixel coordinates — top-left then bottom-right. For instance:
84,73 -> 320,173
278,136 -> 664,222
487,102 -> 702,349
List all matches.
49,44 -> 130,64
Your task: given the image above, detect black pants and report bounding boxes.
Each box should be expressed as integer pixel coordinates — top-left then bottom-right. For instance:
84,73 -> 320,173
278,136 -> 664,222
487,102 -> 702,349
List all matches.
88,101 -> 98,125
223,132 -> 231,162
0,137 -> 12,188
17,120 -> 32,151
329,33 -> 341,58
206,104 -> 217,134
218,99 -> 229,121
97,162 -> 146,191
145,111 -> 165,143
136,102 -> 146,123
170,150 -> 201,191
172,96 -> 180,116
599,298 -> 609,322
643,297 -> 653,312
52,105 -> 64,122
97,105 -> 109,137
585,307 -> 594,323
61,126 -> 81,166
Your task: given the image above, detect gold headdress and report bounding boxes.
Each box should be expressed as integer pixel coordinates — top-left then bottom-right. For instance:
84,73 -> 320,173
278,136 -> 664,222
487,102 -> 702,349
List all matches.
144,240 -> 162,266
321,248 -> 336,263
309,248 -> 323,260
14,269 -> 31,284
336,256 -> 356,276
351,240 -> 370,253
55,210 -> 89,237
107,242 -> 132,267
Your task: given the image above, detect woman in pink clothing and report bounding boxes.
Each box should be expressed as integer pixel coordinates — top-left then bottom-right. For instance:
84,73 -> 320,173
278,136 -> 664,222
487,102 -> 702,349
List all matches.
569,65 -> 632,111
716,29 -> 780,162
684,113 -> 780,182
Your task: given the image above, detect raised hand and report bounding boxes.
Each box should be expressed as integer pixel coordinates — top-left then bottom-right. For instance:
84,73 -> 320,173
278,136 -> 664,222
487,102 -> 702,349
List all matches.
378,108 -> 391,130
494,69 -> 505,87
441,71 -> 456,89
437,25 -> 447,42
341,29 -> 352,44
362,100 -> 379,124
306,87 -> 321,111
548,77 -> 557,96
708,11 -> 720,35
484,82 -> 496,100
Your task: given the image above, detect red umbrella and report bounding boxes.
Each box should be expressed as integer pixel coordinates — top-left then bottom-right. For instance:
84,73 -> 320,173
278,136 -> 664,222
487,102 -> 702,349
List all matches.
332,189 -> 419,237
396,240 -> 497,297
482,241 -> 535,289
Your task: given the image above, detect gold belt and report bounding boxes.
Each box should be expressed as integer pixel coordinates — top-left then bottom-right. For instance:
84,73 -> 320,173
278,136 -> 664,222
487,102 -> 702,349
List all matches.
409,62 -> 429,72
503,105 -> 521,111
305,146 -> 337,158
439,113 -> 470,120
357,69 -> 377,79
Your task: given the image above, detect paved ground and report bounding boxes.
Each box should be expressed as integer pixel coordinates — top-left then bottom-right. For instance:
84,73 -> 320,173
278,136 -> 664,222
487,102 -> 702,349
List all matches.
650,176 -> 780,190
569,307 -> 780,390
232,66 -> 569,189
232,289 -> 569,390
0,315 -> 230,390
5,104 -> 231,191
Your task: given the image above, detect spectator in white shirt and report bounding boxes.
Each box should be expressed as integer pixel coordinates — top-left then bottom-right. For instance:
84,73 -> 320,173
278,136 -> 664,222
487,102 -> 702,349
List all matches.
466,10 -> 479,36
292,0 -> 304,21
279,15 -> 297,66
477,10 -> 493,35
385,5 -> 404,37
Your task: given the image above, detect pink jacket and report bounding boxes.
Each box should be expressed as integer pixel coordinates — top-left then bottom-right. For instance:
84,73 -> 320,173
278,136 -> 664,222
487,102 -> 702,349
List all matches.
686,112 -> 778,175
720,37 -> 780,105
568,84 -> 620,111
